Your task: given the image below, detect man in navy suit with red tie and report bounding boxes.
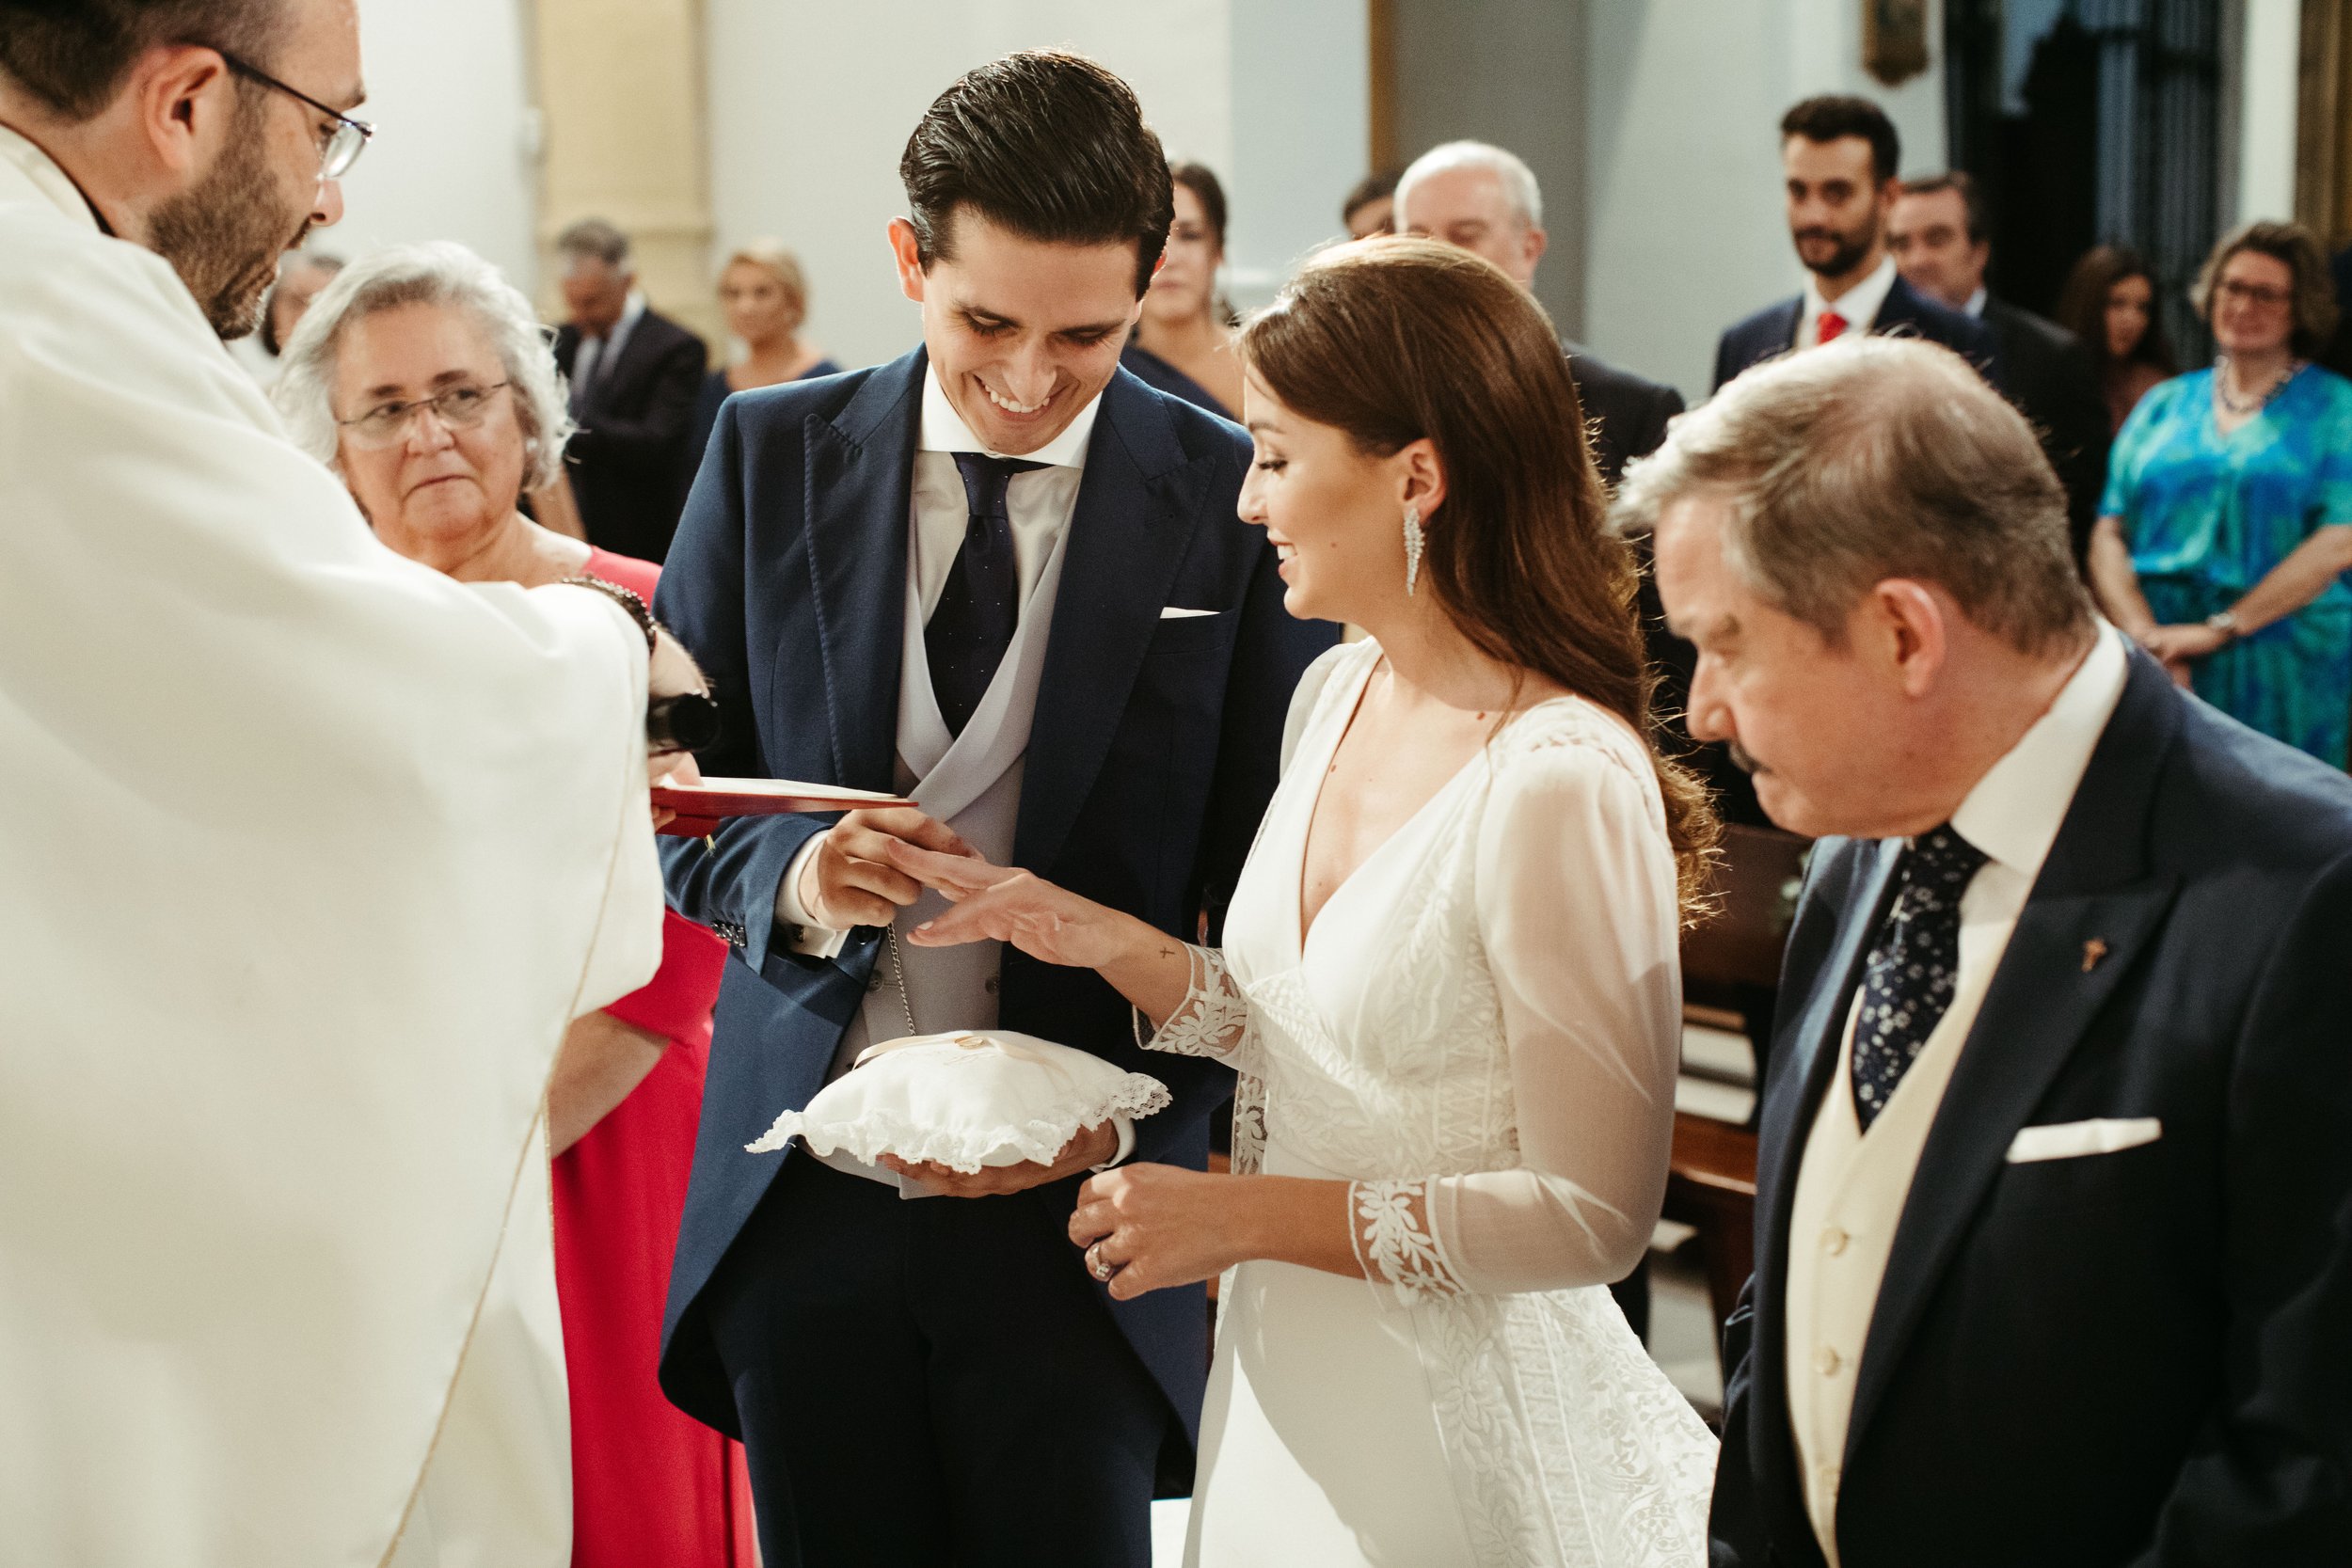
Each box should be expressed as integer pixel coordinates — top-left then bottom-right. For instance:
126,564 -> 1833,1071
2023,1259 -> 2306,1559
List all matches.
652,51 -> 1333,1567
1714,96 -> 1995,392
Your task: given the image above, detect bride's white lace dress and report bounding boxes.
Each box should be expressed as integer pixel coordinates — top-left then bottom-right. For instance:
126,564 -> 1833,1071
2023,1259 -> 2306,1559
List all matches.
1145,640 -> 1716,1567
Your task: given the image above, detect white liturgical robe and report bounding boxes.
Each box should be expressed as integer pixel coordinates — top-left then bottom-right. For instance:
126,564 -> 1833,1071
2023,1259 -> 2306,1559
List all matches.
0,126 -> 663,1566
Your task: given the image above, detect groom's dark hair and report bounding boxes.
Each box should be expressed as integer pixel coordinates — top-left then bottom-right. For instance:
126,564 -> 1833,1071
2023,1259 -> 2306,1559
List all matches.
0,0 -> 286,121
899,50 -> 1174,296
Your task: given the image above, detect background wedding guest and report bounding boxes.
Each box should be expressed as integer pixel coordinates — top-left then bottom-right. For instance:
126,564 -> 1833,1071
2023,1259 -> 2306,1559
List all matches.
1716,96 -> 1994,390
2089,221 -> 2352,768
553,216 -> 707,562
2055,245 -> 2177,436
1395,139 -> 1680,488
231,246 -> 340,385
277,241 -> 751,1568
0,3 -> 697,1559
1122,160 -> 1242,418
1634,334 -> 2352,1568
1891,172 -> 2107,567
1342,166 -> 1398,238
685,240 -> 839,475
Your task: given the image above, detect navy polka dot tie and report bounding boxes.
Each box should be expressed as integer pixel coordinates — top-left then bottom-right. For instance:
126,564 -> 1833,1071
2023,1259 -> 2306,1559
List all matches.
927,453 -> 1045,736
1851,825 -> 1988,1132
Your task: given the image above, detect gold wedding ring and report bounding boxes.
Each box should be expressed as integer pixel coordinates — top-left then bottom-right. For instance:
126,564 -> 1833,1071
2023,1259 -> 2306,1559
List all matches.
1087,1242 -> 1114,1282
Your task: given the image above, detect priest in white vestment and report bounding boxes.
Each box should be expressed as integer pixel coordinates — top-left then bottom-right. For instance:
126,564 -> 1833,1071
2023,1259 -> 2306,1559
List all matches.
0,6 -> 696,1563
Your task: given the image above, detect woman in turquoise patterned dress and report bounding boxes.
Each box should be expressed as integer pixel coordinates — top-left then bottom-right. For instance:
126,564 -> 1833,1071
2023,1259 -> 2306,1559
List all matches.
2090,221 -> 2352,767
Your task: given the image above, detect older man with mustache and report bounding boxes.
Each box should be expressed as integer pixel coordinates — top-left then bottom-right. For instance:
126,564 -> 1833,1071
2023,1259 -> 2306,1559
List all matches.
1631,336 -> 2352,1566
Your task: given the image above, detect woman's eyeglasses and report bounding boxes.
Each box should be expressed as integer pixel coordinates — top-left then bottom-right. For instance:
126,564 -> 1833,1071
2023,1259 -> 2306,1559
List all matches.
338,382 -> 513,448
2215,278 -> 2293,310
218,52 -> 374,182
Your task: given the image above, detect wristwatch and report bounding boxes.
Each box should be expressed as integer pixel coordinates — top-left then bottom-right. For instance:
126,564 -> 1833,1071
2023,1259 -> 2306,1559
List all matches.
2202,610 -> 2242,641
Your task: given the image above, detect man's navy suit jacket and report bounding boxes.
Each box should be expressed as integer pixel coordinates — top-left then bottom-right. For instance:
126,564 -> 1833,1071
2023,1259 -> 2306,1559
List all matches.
1709,648 -> 2352,1566
1712,274 -> 1999,391
649,347 -> 1335,1446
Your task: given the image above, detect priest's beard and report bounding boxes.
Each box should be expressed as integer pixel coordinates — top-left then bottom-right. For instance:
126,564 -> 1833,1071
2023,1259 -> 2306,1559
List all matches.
149,97 -> 314,341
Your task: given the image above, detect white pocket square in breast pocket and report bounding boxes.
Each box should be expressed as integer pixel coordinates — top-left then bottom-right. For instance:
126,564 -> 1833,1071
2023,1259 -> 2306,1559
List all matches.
1159,607 -> 1221,619
2005,1117 -> 2162,1164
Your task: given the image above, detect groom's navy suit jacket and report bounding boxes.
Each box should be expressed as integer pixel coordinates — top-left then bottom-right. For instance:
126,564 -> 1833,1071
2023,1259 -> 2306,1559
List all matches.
650,348 -> 1333,1445
1710,650 -> 2352,1567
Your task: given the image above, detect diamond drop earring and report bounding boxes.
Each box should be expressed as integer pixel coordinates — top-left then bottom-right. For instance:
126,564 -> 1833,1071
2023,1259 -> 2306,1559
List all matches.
1403,505 -> 1424,596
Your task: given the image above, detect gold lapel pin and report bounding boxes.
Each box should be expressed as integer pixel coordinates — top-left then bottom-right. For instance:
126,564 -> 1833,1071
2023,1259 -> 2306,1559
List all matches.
2081,938 -> 2109,974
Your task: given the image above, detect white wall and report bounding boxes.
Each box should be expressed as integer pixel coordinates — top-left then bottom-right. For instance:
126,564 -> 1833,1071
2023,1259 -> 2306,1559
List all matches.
1582,0 -> 1947,402
707,0 -> 1293,372
331,0 -> 540,289
2235,0 -> 2300,224
1227,0 -> 1371,311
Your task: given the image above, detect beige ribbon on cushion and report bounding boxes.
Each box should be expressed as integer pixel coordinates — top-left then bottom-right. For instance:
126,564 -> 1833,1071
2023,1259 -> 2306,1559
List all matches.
850,1031 -> 1059,1071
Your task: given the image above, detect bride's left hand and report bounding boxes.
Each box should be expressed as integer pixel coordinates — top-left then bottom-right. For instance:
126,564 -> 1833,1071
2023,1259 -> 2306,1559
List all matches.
1069,1164 -> 1254,1301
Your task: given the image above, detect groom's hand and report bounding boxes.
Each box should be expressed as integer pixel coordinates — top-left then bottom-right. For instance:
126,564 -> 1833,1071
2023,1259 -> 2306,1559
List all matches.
800,808 -> 973,929
880,1121 -> 1120,1198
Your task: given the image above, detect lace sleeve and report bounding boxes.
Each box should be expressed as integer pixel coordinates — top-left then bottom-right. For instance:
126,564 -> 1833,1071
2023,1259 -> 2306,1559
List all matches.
1131,943 -> 1258,1073
1349,1178 -> 1467,1305
1356,731 -> 1682,1309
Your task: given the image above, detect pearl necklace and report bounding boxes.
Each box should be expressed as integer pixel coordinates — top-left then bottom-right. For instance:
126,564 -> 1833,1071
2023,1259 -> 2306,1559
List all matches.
2213,356 -> 2303,418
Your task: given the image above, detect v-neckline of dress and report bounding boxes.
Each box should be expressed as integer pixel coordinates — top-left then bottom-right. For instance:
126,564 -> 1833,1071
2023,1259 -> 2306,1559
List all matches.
1288,649 -> 1510,963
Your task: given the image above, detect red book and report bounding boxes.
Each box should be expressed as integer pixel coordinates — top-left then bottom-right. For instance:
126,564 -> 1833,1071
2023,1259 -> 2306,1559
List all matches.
654,777 -> 915,836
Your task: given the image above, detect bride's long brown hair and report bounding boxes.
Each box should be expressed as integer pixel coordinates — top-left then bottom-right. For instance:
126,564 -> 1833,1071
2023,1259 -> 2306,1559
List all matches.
1241,237 -> 1719,915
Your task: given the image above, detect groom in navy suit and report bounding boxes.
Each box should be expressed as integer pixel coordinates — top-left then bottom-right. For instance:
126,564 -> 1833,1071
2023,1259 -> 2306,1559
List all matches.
1632,338 -> 2352,1565
652,52 -> 1333,1566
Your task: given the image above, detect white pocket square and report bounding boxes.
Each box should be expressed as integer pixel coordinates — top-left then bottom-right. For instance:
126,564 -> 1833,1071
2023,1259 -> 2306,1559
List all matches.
2005,1117 -> 2162,1164
1159,607 -> 1220,619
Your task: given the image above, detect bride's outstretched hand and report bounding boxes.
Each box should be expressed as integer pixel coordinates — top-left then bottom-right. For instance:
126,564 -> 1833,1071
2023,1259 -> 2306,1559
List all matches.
885,840 -> 1141,971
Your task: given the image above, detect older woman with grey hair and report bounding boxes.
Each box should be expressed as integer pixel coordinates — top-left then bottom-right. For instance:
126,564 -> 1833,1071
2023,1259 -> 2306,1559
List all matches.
274,240 -> 748,1568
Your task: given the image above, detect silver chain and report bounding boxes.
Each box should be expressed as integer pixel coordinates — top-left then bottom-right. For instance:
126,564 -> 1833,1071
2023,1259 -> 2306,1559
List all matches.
882,925 -> 920,1038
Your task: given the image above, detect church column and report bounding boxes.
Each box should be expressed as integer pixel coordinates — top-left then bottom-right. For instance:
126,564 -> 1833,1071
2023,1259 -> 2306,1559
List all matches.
525,0 -> 719,349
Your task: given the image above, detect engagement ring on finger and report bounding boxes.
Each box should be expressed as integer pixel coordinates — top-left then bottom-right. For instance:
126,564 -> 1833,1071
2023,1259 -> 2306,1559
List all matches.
1087,1242 -> 1114,1282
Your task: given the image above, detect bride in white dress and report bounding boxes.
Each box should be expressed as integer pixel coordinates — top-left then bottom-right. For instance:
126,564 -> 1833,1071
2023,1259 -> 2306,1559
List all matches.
894,238 -> 1720,1565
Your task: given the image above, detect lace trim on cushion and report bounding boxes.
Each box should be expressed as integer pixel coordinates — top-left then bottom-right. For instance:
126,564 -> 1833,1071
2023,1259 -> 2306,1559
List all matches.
1350,1177 -> 1466,1307
742,1074 -> 1172,1172
1131,942 -> 1250,1062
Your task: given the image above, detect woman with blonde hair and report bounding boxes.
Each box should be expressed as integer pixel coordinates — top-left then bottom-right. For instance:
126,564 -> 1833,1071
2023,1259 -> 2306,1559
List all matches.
686,241 -> 838,471
894,236 -> 1718,1565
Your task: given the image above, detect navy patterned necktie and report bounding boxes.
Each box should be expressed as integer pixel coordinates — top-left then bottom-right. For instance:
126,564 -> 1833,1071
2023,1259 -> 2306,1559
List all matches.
927,453 -> 1046,736
1851,824 -> 1989,1132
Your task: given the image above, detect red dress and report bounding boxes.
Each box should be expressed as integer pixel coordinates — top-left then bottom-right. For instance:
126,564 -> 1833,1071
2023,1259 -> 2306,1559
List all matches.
552,546 -> 755,1566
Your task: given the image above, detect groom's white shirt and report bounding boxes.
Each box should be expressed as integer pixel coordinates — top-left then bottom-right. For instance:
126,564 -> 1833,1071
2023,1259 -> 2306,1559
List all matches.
0,124 -> 661,1567
1785,626 -> 2127,1564
776,365 -> 1132,1179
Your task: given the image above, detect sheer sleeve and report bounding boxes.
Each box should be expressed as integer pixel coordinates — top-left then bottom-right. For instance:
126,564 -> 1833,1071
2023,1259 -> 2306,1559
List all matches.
1134,943 -> 1260,1075
1350,731 -> 1683,1306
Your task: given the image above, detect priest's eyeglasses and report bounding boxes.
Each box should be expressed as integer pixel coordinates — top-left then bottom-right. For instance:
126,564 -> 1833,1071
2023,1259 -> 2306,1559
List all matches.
338,382 -> 514,448
219,53 -> 374,182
